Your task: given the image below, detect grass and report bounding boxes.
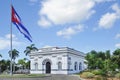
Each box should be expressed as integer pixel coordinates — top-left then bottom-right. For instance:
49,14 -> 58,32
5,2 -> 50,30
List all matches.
0,74 -> 46,78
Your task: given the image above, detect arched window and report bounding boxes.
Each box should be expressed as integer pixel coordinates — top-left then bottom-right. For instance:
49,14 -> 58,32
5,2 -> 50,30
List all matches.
68,57 -> 71,70
35,63 -> 38,70
58,62 -> 62,70
74,62 -> 77,70
79,62 -> 82,70
68,61 -> 71,70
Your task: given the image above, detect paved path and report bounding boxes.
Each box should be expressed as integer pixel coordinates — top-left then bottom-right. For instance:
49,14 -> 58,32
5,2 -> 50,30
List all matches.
0,74 -> 81,80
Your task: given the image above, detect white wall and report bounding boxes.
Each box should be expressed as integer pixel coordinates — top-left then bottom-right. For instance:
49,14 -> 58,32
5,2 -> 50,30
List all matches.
30,53 -> 68,74
68,53 -> 84,74
29,47 -> 86,74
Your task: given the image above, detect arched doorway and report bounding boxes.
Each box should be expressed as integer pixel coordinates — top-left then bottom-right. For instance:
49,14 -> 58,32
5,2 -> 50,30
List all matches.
46,62 -> 51,73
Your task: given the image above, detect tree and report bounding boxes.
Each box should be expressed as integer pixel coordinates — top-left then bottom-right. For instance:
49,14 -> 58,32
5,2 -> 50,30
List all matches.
86,50 -> 113,69
8,49 -> 19,72
5,60 -> 11,70
0,54 -> 2,58
85,50 -> 98,69
0,59 -> 11,73
24,44 -> 38,56
18,59 -> 26,69
0,53 -> 2,72
97,51 -> 106,60
105,50 -> 111,59
85,49 -> 118,77
23,58 -> 30,69
0,55 -> 2,73
8,49 -> 19,60
112,48 -> 120,70
0,59 -> 6,72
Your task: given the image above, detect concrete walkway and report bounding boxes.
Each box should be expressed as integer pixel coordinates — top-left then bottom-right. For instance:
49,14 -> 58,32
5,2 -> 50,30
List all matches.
0,74 -> 81,80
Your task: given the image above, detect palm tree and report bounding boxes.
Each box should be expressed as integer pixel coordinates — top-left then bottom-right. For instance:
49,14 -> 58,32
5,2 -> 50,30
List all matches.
0,54 -> 2,73
8,49 -> 19,60
0,54 -> 2,58
8,49 -> 19,72
0,59 -> 6,73
24,44 -> 38,56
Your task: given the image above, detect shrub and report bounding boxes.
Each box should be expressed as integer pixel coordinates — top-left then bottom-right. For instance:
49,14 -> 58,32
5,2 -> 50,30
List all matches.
95,77 -> 102,80
87,72 -> 95,78
95,76 -> 107,80
107,71 -> 116,77
80,72 -> 95,78
92,70 -> 102,75
115,73 -> 120,78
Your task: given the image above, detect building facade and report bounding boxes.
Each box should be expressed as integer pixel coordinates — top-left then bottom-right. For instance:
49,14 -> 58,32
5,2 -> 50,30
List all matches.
29,47 -> 86,74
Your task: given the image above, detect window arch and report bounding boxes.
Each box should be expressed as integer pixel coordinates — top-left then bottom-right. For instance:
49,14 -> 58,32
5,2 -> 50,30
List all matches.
74,62 -> 77,70
68,61 -> 71,70
58,62 -> 62,70
34,63 -> 38,70
79,62 -> 82,70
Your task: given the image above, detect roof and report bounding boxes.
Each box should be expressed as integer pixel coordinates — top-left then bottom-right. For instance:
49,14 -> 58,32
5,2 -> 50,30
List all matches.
30,47 -> 86,57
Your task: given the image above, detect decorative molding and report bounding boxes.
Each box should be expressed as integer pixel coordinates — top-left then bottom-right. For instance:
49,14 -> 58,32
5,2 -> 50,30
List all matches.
42,58 -> 52,65
39,57 -> 43,58
58,57 -> 62,60
52,56 -> 57,57
62,55 -> 67,57
34,58 -> 38,61
30,57 -> 34,59
31,69 -> 75,71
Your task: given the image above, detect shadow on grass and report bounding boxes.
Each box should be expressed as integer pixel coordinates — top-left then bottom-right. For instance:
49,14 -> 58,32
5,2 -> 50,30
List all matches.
0,74 -> 47,78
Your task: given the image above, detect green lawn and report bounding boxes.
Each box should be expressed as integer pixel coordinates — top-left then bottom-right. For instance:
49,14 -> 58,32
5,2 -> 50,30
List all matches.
0,74 -> 46,78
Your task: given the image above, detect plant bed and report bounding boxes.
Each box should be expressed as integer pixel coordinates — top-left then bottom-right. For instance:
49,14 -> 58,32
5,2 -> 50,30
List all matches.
79,71 -> 120,80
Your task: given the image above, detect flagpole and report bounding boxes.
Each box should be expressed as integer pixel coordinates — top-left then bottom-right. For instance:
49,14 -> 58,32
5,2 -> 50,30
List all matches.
10,1 -> 13,76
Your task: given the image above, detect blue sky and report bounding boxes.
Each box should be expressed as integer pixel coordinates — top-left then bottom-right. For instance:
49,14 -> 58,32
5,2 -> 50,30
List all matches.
0,0 -> 120,60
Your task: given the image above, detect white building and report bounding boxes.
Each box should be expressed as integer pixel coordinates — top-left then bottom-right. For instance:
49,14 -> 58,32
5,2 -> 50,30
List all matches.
29,47 -> 86,74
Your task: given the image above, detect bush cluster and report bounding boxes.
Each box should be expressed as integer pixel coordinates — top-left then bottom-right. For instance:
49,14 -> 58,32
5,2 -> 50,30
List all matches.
115,73 -> 120,78
80,72 -> 95,78
92,70 -> 103,75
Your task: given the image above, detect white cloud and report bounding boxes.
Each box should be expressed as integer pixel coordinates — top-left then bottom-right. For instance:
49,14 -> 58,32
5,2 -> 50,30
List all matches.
0,34 -> 22,50
0,38 -> 10,50
29,0 -> 38,2
29,0 -> 38,5
99,13 -> 117,29
115,33 -> 120,39
93,27 -> 98,31
115,43 -> 120,48
37,17 -> 52,28
94,0 -> 115,3
112,3 -> 120,16
57,24 -> 84,39
38,0 -> 96,27
5,34 -> 17,39
98,3 -> 120,29
42,45 -> 53,48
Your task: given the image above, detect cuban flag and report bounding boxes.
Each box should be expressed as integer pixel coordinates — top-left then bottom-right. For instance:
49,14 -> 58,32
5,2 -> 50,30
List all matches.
11,5 -> 32,42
